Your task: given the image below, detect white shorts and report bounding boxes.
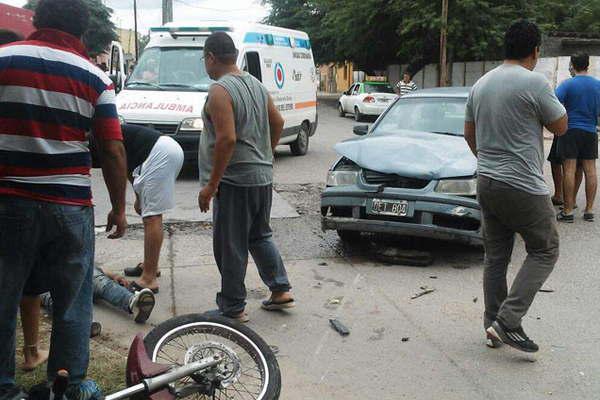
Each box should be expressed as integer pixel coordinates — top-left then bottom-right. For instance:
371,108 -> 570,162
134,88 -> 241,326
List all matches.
132,136 -> 184,218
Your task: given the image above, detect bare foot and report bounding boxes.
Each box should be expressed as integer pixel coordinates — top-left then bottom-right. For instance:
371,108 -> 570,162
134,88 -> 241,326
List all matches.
22,345 -> 49,372
270,291 -> 293,303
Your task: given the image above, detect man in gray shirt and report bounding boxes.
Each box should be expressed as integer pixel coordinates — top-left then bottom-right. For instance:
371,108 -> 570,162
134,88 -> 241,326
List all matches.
464,20 -> 567,353
198,32 -> 294,322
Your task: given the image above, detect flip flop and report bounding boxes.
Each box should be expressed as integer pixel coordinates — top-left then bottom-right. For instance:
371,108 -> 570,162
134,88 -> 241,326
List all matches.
129,280 -> 159,294
204,309 -> 250,323
261,298 -> 296,311
584,213 -> 594,222
124,263 -> 161,277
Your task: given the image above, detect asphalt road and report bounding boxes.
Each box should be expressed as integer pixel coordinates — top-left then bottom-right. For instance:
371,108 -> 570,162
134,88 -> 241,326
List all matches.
92,99 -> 600,400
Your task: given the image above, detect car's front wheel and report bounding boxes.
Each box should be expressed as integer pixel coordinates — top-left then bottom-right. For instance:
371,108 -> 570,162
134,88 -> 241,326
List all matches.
290,123 -> 309,156
337,229 -> 362,243
338,103 -> 345,117
354,107 -> 364,122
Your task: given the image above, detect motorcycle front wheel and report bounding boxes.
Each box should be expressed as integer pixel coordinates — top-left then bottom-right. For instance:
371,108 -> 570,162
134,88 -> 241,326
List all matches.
144,313 -> 281,400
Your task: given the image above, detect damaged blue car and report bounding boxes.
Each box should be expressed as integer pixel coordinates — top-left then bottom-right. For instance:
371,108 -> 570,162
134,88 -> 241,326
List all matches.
321,87 -> 482,246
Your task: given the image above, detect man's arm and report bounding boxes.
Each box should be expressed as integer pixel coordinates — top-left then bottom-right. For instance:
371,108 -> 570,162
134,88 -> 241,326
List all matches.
538,80 -> 568,137
267,94 -> 284,151
464,121 -> 477,157
545,114 -> 568,136
96,139 -> 128,238
198,85 -> 236,212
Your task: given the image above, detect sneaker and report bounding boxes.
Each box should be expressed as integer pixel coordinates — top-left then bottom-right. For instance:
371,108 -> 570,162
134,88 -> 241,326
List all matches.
64,380 -> 103,400
486,332 -> 502,349
487,320 -> 539,353
129,288 -> 155,324
556,211 -> 574,223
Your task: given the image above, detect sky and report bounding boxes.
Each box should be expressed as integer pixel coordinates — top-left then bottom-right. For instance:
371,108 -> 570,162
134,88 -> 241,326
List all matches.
2,0 -> 270,33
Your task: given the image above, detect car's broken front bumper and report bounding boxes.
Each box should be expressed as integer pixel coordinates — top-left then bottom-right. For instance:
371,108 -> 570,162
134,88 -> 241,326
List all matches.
321,186 -> 483,246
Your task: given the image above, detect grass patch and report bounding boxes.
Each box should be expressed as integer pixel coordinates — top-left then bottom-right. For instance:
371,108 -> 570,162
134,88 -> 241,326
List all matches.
15,317 -> 127,394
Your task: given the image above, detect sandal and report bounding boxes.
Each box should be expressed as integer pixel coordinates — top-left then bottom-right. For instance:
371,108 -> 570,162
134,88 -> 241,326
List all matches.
551,197 -> 564,206
556,211 -> 574,223
124,263 -> 161,278
129,280 -> 159,294
204,309 -> 250,323
261,298 -> 296,311
584,212 -> 594,222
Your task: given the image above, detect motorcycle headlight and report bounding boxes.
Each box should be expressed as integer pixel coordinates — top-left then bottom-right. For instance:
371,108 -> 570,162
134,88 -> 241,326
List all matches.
326,158 -> 360,187
435,178 -> 477,196
179,117 -> 204,132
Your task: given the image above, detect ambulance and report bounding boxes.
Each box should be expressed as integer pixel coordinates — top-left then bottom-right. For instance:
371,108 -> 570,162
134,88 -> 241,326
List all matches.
109,22 -> 319,164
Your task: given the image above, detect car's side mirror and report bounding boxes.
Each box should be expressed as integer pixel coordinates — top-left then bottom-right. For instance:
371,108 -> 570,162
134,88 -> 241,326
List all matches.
109,72 -> 123,94
353,125 -> 369,136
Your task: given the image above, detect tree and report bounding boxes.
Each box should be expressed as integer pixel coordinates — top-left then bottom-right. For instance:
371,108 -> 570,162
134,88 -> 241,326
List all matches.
25,0 -> 118,57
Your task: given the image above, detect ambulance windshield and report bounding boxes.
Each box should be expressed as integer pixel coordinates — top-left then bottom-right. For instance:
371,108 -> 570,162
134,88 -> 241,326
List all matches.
126,47 -> 213,91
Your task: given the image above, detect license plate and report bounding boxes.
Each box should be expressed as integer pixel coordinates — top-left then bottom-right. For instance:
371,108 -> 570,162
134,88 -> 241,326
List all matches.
369,199 -> 408,217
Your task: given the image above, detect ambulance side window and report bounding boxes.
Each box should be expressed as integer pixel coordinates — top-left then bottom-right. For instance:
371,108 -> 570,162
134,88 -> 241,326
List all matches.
244,52 -> 262,82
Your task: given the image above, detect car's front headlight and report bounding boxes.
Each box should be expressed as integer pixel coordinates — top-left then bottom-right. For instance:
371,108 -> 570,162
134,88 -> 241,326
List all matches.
179,117 -> 204,132
327,158 -> 360,187
435,178 -> 477,196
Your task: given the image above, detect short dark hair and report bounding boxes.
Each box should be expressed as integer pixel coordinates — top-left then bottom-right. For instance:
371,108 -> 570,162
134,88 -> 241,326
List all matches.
0,29 -> 23,45
571,53 -> 589,72
504,20 -> 541,60
33,0 -> 90,38
204,31 -> 238,64
403,71 -> 411,77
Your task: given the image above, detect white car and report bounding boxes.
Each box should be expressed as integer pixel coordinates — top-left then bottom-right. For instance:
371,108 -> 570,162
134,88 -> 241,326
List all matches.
338,81 -> 397,121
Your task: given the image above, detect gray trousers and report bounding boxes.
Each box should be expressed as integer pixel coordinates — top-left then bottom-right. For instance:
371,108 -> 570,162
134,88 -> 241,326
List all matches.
213,183 -> 291,315
478,176 -> 559,329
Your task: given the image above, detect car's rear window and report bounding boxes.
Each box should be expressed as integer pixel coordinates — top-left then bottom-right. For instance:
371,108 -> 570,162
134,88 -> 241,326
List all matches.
364,83 -> 395,94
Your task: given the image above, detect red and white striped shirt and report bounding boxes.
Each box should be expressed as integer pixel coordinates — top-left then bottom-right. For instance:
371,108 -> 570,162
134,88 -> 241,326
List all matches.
0,29 -> 122,206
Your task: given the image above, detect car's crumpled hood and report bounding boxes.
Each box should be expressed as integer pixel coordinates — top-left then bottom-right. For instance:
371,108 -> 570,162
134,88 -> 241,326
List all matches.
334,130 -> 477,180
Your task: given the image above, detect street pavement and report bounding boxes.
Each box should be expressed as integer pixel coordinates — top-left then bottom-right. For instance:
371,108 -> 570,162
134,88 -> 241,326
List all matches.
92,99 -> 600,399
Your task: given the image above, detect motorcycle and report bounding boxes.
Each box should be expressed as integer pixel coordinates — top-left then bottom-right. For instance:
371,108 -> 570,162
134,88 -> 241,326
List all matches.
33,313 -> 281,400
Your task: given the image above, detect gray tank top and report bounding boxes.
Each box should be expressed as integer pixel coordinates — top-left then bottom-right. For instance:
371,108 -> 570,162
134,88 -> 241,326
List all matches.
199,73 -> 273,187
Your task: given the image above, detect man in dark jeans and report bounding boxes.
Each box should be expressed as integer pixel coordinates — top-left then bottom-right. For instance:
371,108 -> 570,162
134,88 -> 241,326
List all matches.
0,0 -> 128,398
198,32 -> 294,322
556,53 -> 600,223
464,20 -> 567,353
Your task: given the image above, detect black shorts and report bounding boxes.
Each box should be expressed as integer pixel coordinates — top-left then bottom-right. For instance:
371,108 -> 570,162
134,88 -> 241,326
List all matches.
558,128 -> 598,160
547,136 -> 562,163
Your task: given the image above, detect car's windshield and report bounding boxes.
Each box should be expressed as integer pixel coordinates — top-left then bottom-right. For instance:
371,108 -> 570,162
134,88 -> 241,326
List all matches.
363,83 -> 395,94
126,47 -> 212,91
372,97 -> 467,136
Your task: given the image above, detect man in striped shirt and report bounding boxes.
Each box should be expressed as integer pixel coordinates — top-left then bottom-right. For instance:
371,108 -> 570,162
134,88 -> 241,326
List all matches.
395,71 -> 418,96
0,0 -> 128,397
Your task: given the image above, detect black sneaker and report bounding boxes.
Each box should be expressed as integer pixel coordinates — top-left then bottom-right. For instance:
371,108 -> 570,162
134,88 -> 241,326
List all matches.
486,332 -> 502,349
487,320 -> 539,353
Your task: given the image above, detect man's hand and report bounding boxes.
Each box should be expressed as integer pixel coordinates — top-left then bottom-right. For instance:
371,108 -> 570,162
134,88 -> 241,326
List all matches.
198,183 -> 218,213
114,274 -> 130,288
106,209 -> 127,239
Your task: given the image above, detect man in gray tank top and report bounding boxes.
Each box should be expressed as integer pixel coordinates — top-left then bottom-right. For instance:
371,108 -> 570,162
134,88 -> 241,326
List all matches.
198,32 -> 294,321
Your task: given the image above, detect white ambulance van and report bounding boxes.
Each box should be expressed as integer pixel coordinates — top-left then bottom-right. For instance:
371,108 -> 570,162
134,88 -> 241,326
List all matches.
110,22 -> 318,165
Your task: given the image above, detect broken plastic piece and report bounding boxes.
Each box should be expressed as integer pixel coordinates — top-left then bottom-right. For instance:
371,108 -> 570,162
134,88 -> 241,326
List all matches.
411,287 -> 435,299
329,319 -> 350,336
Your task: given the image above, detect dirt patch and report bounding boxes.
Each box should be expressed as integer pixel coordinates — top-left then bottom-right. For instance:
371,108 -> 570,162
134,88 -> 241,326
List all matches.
275,183 -> 324,216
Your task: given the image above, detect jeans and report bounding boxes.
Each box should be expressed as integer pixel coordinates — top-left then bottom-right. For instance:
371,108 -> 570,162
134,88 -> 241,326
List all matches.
477,176 -> 559,329
41,267 -> 132,314
213,183 -> 291,315
0,196 -> 94,388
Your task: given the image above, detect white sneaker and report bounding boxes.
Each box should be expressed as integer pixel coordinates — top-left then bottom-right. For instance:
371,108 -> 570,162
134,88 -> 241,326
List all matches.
129,288 -> 155,324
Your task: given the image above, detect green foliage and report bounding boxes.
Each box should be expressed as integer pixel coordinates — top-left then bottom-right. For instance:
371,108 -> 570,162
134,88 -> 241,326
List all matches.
264,0 -> 600,70
24,0 -> 118,57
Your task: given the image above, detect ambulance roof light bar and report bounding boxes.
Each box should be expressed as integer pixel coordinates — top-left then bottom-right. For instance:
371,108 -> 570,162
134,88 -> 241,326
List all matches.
150,26 -> 232,38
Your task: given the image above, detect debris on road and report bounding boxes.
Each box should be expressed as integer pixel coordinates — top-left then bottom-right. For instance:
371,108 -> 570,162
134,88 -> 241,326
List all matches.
318,262 -> 328,266
411,286 -> 435,299
328,296 -> 343,305
373,245 -> 434,267
270,345 -> 280,354
401,337 -> 410,342
329,319 -> 350,336
539,288 -> 555,293
473,297 -> 478,303
429,275 -> 438,279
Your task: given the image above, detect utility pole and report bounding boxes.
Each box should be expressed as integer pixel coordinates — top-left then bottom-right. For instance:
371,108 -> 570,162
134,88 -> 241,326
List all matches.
133,0 -> 139,61
439,0 -> 449,87
162,0 -> 173,25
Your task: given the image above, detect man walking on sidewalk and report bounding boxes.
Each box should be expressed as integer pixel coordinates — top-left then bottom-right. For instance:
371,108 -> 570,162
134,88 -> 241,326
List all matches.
556,53 -> 600,223
0,0 -> 128,398
198,32 -> 294,322
464,20 -> 567,353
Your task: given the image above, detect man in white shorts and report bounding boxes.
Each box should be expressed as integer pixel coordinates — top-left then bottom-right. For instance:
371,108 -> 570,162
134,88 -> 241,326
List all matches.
93,124 -> 184,293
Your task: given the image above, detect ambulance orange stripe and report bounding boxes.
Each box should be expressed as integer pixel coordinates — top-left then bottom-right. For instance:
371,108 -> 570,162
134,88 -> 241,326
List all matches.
294,101 -> 317,109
